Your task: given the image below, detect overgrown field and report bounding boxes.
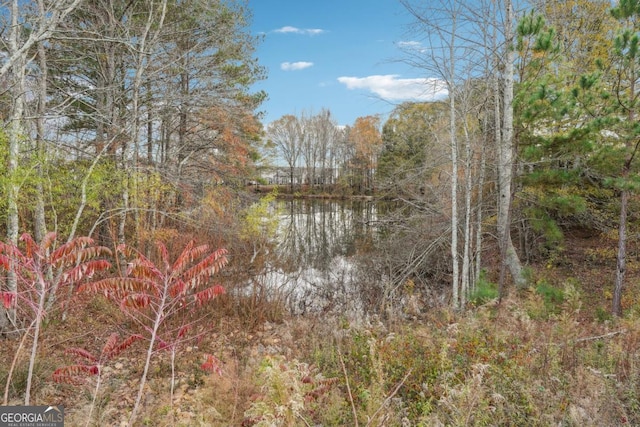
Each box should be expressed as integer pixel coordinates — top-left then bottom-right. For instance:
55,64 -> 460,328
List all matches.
2,274 -> 639,426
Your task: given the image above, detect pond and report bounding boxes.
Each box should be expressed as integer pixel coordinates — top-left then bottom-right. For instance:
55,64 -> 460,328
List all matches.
253,198 -> 381,316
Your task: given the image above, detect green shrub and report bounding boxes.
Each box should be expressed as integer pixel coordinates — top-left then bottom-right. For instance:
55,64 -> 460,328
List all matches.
536,280 -> 565,314
470,271 -> 499,305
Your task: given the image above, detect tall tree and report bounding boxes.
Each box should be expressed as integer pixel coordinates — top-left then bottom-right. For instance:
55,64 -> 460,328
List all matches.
606,0 -> 640,316
347,115 -> 382,194
497,0 -> 527,291
535,0 -> 615,79
378,102 -> 448,198
2,0 -> 28,333
400,0 -> 502,308
306,109 -> 340,189
152,0 -> 266,197
267,115 -> 303,192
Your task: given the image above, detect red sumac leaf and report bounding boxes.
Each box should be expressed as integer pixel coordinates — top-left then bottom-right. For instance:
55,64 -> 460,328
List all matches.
181,248 -> 228,287
52,364 -> 98,384
0,242 -> 23,259
158,241 -> 170,271
171,240 -> 204,275
101,333 -> 120,358
201,353 -> 223,376
50,236 -> 95,262
62,260 -> 112,284
40,232 -> 57,253
54,246 -> 107,269
52,373 -> 84,386
19,233 -> 39,259
0,292 -> 15,309
121,293 -> 150,310
0,254 -> 11,271
172,241 -> 208,275
177,324 -> 191,339
193,284 -> 225,306
79,278 -> 153,294
127,258 -> 162,280
107,334 -> 143,359
65,347 -> 98,362
169,279 -> 187,298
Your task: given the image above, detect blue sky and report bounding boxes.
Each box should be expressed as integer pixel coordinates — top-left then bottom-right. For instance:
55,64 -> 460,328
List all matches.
249,1 -> 447,127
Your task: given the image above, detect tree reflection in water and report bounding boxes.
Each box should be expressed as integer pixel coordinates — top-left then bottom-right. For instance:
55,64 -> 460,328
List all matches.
256,198 -> 379,317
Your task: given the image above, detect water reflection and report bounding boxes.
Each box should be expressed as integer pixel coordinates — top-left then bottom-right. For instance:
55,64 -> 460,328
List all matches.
276,199 -> 376,269
257,198 -> 378,315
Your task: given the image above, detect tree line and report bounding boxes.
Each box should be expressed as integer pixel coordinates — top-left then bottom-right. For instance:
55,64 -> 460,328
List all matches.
0,0 -> 266,333
266,0 -> 640,317
265,110 -> 382,194
392,0 -> 640,316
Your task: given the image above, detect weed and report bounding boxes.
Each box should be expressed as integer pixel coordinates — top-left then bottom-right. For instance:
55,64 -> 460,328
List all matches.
469,271 -> 499,305
534,279 -> 565,316
242,355 -> 339,426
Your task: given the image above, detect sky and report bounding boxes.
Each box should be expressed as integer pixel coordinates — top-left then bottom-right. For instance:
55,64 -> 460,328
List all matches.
249,0 -> 448,128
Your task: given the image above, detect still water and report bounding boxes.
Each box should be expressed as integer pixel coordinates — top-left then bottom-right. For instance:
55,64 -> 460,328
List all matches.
256,198 -> 380,316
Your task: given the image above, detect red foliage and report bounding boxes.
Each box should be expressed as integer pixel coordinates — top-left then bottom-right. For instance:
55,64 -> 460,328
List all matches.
65,348 -> 98,363
193,284 -> 226,306
79,240 -> 227,313
76,240 -> 229,391
0,292 -> 15,309
0,232 -> 112,323
52,365 -> 99,385
53,333 -> 143,385
201,353 -> 223,376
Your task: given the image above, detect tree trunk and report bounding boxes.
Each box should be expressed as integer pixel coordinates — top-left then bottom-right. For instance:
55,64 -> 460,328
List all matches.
497,0 -> 526,295
449,13 -> 460,310
1,0 -> 27,334
613,187 -> 628,316
461,118 -> 474,306
34,32 -> 48,244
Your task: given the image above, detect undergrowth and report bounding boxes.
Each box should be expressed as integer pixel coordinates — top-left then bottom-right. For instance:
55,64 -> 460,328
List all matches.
4,276 -> 640,426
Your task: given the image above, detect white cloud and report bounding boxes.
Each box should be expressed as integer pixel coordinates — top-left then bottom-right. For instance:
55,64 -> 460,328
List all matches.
397,40 -> 425,51
281,61 -> 314,71
274,26 -> 325,35
398,41 -> 420,48
337,74 -> 448,101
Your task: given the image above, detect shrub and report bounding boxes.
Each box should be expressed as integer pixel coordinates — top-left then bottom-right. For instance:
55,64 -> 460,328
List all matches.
536,280 -> 565,315
470,271 -> 499,305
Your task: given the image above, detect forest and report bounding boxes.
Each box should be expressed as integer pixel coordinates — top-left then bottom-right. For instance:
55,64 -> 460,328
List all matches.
1,0 -> 639,425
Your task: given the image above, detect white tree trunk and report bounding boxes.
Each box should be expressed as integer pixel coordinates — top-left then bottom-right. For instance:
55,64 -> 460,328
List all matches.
497,0 -> 526,292
2,0 -> 27,334
461,120 -> 474,306
449,15 -> 460,310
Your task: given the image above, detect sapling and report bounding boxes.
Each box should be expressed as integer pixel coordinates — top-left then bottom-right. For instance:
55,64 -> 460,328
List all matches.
53,332 -> 143,426
78,240 -> 227,426
0,232 -> 111,405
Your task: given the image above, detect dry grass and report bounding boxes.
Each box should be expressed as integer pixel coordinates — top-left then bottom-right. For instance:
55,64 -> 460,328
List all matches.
2,227 -> 640,426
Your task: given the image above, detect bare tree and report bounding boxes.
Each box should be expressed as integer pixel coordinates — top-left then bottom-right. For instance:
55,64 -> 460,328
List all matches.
267,115 -> 303,191
497,0 -> 526,291
0,0 -> 84,78
305,109 -> 341,189
400,0 -> 487,309
400,0 -> 527,310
